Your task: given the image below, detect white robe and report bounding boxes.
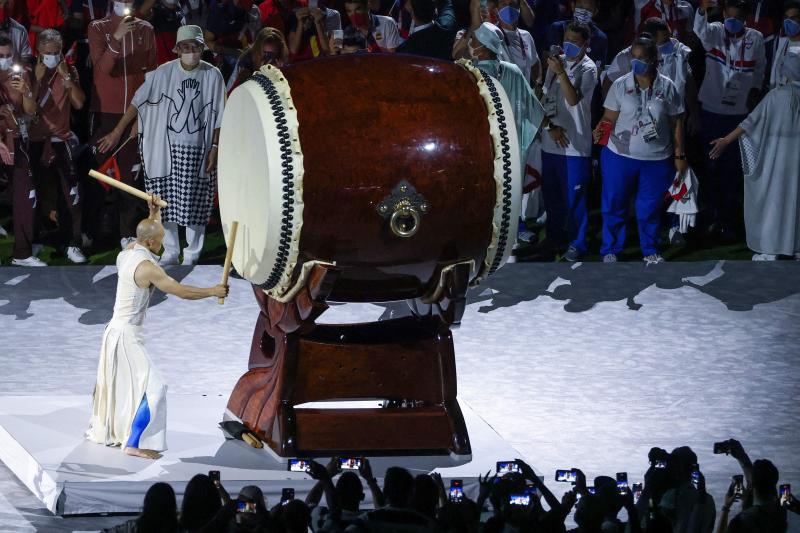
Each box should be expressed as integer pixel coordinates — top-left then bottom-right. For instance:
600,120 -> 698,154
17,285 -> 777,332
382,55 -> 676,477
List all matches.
133,59 -> 225,226
86,245 -> 168,451
738,82 -> 800,256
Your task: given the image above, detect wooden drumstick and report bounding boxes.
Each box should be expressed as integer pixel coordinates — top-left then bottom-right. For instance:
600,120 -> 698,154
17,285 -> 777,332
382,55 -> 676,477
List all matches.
218,221 -> 239,305
88,169 -> 168,208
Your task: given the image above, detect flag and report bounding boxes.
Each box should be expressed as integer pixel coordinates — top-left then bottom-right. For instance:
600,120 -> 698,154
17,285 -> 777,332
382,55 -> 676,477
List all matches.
96,155 -> 121,192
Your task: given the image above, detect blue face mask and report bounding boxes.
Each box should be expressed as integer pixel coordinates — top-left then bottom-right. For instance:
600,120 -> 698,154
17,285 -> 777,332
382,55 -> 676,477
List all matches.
658,39 -> 675,56
562,41 -> 582,59
498,6 -> 520,25
631,58 -> 650,76
724,17 -> 745,34
784,18 -> 800,37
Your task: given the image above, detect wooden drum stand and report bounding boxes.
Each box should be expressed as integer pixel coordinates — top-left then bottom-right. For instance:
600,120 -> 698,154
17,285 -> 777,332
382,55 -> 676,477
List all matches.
226,263 -> 473,457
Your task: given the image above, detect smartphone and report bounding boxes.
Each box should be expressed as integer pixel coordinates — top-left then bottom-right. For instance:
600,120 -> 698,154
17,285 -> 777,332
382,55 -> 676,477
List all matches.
691,464 -> 701,489
555,469 -> 577,483
616,472 -> 629,494
653,459 -> 667,469
281,487 -> 295,504
549,44 -> 563,56
209,470 -> 220,484
713,441 -> 730,455
449,480 -> 464,502
632,482 -> 643,501
287,458 -> 312,472
780,484 -> 791,505
236,500 -> 256,513
587,486 -> 596,495
733,475 -> 744,498
497,461 -> 520,476
340,457 -> 362,470
509,493 -> 530,506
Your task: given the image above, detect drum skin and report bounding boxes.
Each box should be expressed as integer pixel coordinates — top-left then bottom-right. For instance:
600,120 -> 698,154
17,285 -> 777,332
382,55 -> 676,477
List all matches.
221,54 -> 504,303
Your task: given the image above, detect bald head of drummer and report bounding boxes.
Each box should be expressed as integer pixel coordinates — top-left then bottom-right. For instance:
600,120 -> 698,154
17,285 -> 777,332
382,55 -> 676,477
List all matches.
134,195 -> 165,254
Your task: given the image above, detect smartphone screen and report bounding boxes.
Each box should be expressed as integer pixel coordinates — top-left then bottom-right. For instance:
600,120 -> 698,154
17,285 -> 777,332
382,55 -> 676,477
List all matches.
632,482 -> 643,501
691,469 -> 701,489
616,472 -> 628,494
281,488 -> 295,504
288,459 -> 311,472
449,480 -> 463,502
780,484 -> 791,498
496,461 -> 520,476
733,475 -> 744,497
555,469 -> 576,483
509,493 -> 530,506
654,459 -> 667,469
340,457 -> 361,470
208,470 -> 220,484
587,486 -> 596,495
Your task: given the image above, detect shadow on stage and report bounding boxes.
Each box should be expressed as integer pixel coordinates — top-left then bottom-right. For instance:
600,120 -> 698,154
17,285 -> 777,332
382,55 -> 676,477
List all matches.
0,266 -> 192,323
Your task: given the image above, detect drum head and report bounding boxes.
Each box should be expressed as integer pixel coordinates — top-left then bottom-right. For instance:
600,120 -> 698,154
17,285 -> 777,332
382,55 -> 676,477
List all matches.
218,69 -> 303,289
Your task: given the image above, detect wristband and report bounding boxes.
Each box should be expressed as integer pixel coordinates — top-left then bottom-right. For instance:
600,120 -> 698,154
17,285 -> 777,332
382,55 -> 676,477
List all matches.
211,143 -> 218,149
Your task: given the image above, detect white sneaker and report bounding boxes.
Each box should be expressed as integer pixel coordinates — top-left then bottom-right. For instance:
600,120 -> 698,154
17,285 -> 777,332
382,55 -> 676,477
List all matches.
12,256 -> 47,267
159,253 -> 179,266
0,224 -> 7,237
66,246 -> 87,264
752,253 -> 777,261
120,237 -> 136,250
82,232 -> 94,248
31,243 -> 43,256
602,253 -> 617,263
643,254 -> 665,265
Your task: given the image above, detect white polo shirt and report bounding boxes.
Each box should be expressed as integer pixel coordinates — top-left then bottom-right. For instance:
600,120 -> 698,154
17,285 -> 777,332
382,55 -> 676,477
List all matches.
502,28 -> 539,84
603,72 -> 684,161
541,54 -> 597,158
606,38 -> 692,97
372,14 -> 401,51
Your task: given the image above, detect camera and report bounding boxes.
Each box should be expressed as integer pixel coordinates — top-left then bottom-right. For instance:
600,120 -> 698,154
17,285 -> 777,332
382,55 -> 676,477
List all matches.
555,469 -> 577,483
340,457 -> 361,470
449,480 -> 463,502
713,440 -> 731,455
497,461 -> 520,476
509,493 -> 530,506
616,472 -> 629,495
287,458 -> 312,472
281,488 -> 295,504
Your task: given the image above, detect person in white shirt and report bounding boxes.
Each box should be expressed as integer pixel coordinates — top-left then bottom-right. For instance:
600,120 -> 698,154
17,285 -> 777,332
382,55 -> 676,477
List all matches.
634,0 -> 695,42
538,22 -> 597,262
345,0 -> 401,52
495,0 -> 540,85
770,1 -> 800,88
694,0 -> 766,239
593,35 -> 686,265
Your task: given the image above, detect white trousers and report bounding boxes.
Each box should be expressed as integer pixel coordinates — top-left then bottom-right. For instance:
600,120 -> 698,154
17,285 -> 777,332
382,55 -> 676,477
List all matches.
162,221 -> 205,265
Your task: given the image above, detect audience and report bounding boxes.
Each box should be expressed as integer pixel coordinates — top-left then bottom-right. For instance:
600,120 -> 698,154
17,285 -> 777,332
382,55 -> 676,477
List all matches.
1,0 -> 799,267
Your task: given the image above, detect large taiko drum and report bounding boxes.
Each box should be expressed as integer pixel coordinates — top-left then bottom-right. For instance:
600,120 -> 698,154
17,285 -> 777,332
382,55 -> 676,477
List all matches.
218,54 -> 520,303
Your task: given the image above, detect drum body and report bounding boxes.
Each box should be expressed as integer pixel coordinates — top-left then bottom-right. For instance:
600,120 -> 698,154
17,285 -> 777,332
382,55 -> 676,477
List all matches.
219,54 -> 520,303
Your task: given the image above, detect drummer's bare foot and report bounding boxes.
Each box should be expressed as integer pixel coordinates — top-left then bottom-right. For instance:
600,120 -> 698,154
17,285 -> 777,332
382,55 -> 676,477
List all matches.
123,447 -> 162,460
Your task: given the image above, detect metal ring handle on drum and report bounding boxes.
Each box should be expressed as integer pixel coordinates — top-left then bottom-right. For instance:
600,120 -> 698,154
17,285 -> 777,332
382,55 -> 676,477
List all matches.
389,204 -> 421,238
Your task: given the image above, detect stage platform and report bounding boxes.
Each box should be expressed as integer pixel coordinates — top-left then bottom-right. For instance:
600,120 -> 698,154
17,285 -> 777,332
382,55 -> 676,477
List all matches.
0,394 -> 514,516
1,261 -> 799,531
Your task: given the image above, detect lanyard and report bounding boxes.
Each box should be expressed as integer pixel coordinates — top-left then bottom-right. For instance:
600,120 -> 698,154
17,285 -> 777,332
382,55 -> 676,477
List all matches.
634,77 -> 654,119
723,33 -> 746,82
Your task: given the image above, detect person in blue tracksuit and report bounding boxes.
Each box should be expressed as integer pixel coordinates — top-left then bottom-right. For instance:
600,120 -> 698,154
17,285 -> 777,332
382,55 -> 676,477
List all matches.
593,35 -> 686,264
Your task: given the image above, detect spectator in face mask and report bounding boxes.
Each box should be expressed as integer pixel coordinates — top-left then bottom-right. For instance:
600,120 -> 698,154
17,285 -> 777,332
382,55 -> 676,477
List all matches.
534,22 -> 597,262
97,25 -> 226,266
708,51 -> 800,261
228,27 -> 289,92
770,1 -> 800,88
634,0 -> 695,43
346,0 -> 401,53
0,36 -> 40,266
88,0 -> 157,249
493,0 -> 541,84
546,0 -> 608,70
287,1 -> 341,61
593,35 -> 686,264
0,0 -> 33,64
694,0 -> 767,241
29,29 -> 88,265
140,0 -> 187,65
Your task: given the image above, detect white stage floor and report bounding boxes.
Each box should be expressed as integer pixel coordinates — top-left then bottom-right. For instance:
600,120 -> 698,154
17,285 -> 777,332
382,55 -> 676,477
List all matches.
0,395 -> 513,516
1,261 -> 799,531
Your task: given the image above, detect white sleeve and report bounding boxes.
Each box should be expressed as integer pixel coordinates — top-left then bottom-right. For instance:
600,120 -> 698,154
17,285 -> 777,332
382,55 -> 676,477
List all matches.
668,81 -> 685,115
526,33 -> 539,65
382,17 -> 401,50
603,79 -> 623,111
693,8 -> 722,50
131,70 -> 155,108
606,51 -> 629,83
573,63 -> 598,105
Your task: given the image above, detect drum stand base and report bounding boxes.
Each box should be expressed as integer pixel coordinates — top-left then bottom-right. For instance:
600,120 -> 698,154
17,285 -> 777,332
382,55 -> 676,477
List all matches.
226,263 -> 473,457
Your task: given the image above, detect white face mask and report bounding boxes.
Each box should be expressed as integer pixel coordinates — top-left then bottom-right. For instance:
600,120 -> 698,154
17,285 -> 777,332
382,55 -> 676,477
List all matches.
114,1 -> 133,17
0,57 -> 13,71
42,54 -> 60,69
181,52 -> 201,67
